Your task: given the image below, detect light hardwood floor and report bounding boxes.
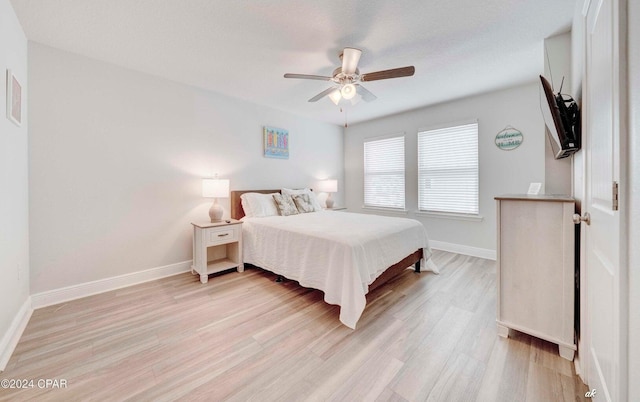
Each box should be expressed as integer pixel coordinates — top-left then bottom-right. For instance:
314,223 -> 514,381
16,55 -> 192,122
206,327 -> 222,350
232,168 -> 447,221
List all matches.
0,250 -> 588,401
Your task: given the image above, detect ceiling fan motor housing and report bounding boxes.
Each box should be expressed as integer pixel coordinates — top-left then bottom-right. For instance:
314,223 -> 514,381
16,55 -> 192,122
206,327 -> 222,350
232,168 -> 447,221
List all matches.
332,67 -> 360,85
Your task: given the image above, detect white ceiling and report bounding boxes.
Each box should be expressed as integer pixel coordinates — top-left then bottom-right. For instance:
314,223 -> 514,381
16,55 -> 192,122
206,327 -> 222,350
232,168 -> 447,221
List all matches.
10,0 -> 576,126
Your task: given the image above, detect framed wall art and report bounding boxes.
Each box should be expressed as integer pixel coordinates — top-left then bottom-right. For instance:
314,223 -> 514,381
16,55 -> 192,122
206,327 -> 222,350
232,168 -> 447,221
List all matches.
263,126 -> 289,159
6,69 -> 22,127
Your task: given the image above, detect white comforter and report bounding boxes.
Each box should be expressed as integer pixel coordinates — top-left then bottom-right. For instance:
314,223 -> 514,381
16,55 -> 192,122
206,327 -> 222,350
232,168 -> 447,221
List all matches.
241,211 -> 438,329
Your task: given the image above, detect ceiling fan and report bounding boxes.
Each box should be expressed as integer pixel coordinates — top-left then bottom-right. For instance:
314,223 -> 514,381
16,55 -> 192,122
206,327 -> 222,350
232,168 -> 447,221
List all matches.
284,47 -> 415,105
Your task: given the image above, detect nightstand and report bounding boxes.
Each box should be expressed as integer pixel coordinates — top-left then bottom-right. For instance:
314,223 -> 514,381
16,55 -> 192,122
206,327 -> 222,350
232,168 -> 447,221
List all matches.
191,220 -> 243,284
325,207 -> 347,211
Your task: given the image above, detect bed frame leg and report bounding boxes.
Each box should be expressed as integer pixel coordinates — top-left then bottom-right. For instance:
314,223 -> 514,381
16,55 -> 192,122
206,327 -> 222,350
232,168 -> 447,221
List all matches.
275,275 -> 284,283
414,260 -> 421,273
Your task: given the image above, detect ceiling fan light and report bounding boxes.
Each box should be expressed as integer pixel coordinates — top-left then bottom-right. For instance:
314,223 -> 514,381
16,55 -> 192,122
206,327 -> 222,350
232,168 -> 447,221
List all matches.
329,89 -> 342,105
341,83 -> 356,100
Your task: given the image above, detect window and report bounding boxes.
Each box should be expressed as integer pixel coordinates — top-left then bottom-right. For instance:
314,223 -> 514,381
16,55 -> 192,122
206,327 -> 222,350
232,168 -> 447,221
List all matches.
364,135 -> 405,209
418,122 -> 479,215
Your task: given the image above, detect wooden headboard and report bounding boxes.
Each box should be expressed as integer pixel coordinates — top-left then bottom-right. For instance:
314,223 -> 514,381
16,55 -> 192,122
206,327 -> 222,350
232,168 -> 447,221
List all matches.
230,189 -> 281,220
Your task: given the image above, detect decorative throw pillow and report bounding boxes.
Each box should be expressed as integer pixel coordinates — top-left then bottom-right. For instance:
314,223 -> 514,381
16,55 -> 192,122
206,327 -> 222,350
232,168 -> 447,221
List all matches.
292,193 -> 315,213
282,188 -> 323,211
272,193 -> 299,216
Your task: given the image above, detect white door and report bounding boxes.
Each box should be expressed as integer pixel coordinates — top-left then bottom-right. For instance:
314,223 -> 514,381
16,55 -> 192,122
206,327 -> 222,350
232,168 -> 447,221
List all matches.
582,0 -> 625,400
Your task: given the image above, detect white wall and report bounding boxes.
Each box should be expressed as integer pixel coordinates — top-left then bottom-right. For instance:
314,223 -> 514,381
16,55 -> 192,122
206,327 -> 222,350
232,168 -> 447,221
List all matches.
344,82 -> 546,255
28,43 -> 343,294
0,0 -> 30,369
544,32 -> 573,195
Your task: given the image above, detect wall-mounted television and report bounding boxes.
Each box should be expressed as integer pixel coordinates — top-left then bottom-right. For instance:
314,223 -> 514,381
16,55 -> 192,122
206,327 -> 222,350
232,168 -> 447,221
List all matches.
539,75 -> 581,159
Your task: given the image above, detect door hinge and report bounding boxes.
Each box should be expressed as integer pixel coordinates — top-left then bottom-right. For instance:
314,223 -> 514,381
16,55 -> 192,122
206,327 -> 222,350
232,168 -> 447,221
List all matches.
612,181 -> 619,211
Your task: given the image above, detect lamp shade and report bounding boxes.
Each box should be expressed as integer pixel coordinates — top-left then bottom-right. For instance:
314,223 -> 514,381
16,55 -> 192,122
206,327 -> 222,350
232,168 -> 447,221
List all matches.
317,179 -> 338,193
329,89 -> 342,105
341,84 -> 356,100
202,178 -> 229,198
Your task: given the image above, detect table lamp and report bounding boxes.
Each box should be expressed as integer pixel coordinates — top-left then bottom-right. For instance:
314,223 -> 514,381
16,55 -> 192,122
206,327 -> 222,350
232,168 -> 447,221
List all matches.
202,177 -> 229,222
318,179 -> 338,208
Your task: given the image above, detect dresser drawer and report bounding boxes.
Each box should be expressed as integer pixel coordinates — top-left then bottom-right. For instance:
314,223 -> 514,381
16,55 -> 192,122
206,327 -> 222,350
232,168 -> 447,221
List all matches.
204,225 -> 239,246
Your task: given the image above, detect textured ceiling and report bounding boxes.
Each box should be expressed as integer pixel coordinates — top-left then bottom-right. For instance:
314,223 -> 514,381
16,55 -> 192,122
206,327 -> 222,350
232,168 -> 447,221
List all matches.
10,0 -> 576,126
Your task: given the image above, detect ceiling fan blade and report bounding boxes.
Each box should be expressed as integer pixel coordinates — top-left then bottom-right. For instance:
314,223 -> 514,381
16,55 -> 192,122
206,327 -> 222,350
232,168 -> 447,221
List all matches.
341,47 -> 362,75
284,73 -> 332,81
308,87 -> 339,102
361,66 -> 415,82
356,85 -> 377,102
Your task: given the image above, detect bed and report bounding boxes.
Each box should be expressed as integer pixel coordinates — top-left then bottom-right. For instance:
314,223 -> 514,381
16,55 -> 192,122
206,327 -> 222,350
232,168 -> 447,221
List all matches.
231,189 -> 438,329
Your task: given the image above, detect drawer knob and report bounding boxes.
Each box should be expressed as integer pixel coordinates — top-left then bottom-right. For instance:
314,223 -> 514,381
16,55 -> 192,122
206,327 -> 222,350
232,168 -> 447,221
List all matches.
218,233 -> 229,237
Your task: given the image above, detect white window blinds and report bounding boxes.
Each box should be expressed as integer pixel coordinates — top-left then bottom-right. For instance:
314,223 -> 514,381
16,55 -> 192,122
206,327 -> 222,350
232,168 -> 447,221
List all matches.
364,135 -> 405,209
418,122 -> 479,215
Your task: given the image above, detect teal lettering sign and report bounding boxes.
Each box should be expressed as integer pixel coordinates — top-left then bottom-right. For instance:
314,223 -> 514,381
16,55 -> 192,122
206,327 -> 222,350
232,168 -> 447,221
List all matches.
495,127 -> 523,150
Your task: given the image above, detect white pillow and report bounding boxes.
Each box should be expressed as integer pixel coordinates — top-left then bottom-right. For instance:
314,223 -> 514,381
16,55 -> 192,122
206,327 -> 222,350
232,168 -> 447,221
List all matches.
240,192 -> 279,217
281,188 -> 323,211
240,197 -> 253,217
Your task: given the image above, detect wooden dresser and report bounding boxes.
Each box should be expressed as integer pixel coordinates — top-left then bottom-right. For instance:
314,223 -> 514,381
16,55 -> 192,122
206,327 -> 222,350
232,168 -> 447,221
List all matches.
495,194 -> 576,360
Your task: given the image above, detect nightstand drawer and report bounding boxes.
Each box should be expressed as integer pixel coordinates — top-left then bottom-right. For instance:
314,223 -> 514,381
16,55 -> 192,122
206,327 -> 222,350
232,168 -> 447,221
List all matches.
205,225 -> 239,246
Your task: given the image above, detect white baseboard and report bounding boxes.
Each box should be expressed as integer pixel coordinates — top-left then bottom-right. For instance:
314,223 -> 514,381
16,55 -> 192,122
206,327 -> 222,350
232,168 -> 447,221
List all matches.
430,240 -> 496,260
574,354 -> 583,379
31,260 -> 192,309
0,297 -> 33,371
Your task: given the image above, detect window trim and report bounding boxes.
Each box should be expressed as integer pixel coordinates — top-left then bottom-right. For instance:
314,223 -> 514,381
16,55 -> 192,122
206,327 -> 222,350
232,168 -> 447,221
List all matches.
362,205 -> 409,215
414,210 -> 484,222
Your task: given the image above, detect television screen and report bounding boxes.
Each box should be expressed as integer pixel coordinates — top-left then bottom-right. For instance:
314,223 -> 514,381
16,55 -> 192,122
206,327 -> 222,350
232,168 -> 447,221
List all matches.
539,75 -> 580,159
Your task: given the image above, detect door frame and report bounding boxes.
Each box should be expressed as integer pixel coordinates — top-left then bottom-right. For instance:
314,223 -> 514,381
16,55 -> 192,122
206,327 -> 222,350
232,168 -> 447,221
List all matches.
626,0 -> 639,398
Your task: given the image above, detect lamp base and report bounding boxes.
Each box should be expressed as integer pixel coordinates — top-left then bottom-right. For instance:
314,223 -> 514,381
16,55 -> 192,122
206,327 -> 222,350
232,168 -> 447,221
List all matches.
325,194 -> 335,209
209,200 -> 224,222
